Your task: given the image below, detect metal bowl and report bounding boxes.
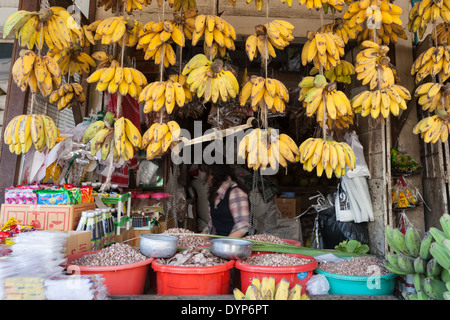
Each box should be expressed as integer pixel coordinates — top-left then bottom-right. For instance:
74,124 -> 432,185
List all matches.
139,234 -> 178,258
210,238 -> 253,260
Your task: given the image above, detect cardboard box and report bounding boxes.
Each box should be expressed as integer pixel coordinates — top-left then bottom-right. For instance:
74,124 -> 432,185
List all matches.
0,203 -> 97,231
114,227 -> 135,244
274,197 -> 302,218
65,231 -> 92,256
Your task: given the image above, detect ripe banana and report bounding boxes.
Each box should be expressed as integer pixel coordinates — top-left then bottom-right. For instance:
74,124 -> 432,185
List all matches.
47,43 -> 96,77
319,18 -> 359,45
96,0 -> 152,15
141,121 -> 181,160
91,16 -> 143,47
301,31 -> 345,71
240,76 -> 288,113
358,22 -> 407,45
411,44 -> 450,84
299,0 -> 345,11
139,78 -> 186,114
414,82 -> 450,112
413,110 -> 450,144
343,0 -> 403,29
49,82 -> 86,110
233,277 -> 309,300
409,0 -> 450,39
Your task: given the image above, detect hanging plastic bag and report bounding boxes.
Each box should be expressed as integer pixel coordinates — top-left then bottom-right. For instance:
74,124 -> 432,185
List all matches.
392,176 -> 418,209
341,175 -> 374,222
334,183 -> 353,222
344,131 -> 370,178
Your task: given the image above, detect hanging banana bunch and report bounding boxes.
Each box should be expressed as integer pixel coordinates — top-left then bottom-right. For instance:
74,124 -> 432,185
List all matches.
141,121 -> 181,160
138,78 -> 187,114
90,16 -> 143,47
245,0 -> 295,11
173,9 -> 198,40
240,76 -> 289,113
86,59 -> 147,99
408,0 -> 450,39
415,82 -> 450,112
169,0 -> 197,12
413,110 -> 450,144
301,31 -> 345,71
343,0 -> 403,29
137,19 -> 183,67
12,49 -> 62,97
47,43 -> 96,76
181,54 -> 240,103
299,0 -> 345,13
309,60 -> 355,84
49,83 -> 86,111
238,128 -> 299,170
298,75 -> 352,121
91,51 -> 113,69
318,18 -> 359,45
357,23 -> 407,45
2,6 -> 80,51
169,74 -> 193,103
411,44 -> 450,84
245,20 -> 294,62
3,114 -> 59,155
191,15 -> 237,58
433,23 -> 450,45
298,137 -> 356,179
96,0 -> 152,15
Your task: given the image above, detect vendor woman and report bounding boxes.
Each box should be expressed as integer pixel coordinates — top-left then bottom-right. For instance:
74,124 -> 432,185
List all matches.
201,164 -> 250,238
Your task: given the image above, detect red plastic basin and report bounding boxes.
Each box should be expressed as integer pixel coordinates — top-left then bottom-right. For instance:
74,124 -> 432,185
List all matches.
235,253 -> 317,294
66,250 -> 154,295
151,259 -> 235,295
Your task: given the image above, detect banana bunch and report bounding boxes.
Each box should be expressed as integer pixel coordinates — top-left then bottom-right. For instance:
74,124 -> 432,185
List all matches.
351,84 -> 411,118
408,0 -> 450,38
138,79 -> 187,114
141,121 -> 181,160
91,16 -> 143,47
47,44 -> 96,76
357,23 -> 407,45
49,83 -> 86,110
169,73 -> 193,103
343,0 -> 403,29
239,76 -> 289,113
91,51 -> 113,69
298,75 -> 352,121
411,44 -> 450,84
354,41 -> 396,90
169,0 -> 197,12
299,138 -> 356,179
299,0 -> 345,12
245,0 -> 297,11
414,82 -> 450,112
318,18 -> 359,44
245,20 -> 294,62
301,31 -> 345,71
310,60 -> 355,84
137,19 -> 185,65
182,54 -> 239,103
12,50 -> 62,97
172,9 -> 198,40
233,277 -> 309,300
4,114 -> 59,154
96,0 -> 151,14
86,60 -> 147,99
413,110 -> 450,143
319,114 -> 355,130
384,221 -> 450,300
433,23 -> 450,46
3,7 -> 78,51
191,15 -> 236,55
238,129 -> 299,170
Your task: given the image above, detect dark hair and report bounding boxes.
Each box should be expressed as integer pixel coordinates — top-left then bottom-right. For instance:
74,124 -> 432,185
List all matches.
203,164 -> 248,204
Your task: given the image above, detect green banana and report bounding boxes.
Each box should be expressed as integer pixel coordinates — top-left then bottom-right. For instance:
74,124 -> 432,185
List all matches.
429,242 -> 450,270
414,256 -> 427,273
103,111 -> 116,127
430,227 -> 447,244
90,128 -> 111,156
426,258 -> 443,277
423,277 -> 447,300
386,253 -> 402,269
385,225 -> 401,254
444,239 -> 450,253
439,213 -> 450,239
83,120 -> 105,144
383,260 -> 410,275
444,291 -> 450,300
413,273 -> 430,300
397,253 -> 415,273
420,232 -> 434,260
393,228 -> 411,256
405,227 -> 421,258
441,268 -> 450,283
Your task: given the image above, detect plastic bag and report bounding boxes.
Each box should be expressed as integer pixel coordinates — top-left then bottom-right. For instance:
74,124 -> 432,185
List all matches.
392,176 -> 419,209
344,131 -> 370,178
341,175 -> 374,223
334,183 -> 353,222
306,274 -> 330,295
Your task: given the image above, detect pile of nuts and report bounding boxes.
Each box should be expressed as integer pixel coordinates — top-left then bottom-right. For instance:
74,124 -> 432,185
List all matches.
70,243 -> 148,267
241,253 -> 312,267
318,257 -> 390,277
157,247 -> 227,267
243,234 -> 289,244
163,228 -> 210,247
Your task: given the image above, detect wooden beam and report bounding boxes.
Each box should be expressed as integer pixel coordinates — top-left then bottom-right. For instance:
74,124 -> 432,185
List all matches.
0,0 -> 40,199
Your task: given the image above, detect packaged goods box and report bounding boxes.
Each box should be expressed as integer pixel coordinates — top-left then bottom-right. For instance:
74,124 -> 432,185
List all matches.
65,231 -> 92,256
0,203 -> 97,231
274,197 -> 302,218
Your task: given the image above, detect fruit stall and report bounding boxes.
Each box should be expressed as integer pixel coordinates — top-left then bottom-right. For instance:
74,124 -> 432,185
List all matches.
0,0 -> 449,302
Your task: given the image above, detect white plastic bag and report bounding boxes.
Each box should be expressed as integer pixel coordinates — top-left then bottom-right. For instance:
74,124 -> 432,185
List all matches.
344,131 -> 370,178
334,183 -> 353,222
341,175 -> 374,222
306,274 -> 330,295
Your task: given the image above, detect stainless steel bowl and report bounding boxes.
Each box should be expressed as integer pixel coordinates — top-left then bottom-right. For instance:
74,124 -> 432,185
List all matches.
210,238 -> 253,260
139,234 -> 178,258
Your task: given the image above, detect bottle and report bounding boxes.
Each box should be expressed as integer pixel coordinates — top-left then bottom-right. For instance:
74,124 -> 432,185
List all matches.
106,208 -> 115,245
95,210 -> 105,249
109,184 -> 120,197
76,211 -> 88,231
101,209 -> 110,246
85,211 -> 97,250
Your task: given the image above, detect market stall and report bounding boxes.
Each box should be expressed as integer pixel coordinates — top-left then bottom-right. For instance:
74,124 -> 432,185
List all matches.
0,0 -> 449,301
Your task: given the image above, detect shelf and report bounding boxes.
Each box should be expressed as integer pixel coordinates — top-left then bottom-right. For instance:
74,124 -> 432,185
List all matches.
101,193 -> 131,205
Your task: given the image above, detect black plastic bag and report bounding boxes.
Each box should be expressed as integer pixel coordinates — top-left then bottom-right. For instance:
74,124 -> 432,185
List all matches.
318,206 -> 369,249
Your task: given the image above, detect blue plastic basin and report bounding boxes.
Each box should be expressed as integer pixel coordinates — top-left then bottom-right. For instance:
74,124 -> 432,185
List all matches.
316,269 -> 398,295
